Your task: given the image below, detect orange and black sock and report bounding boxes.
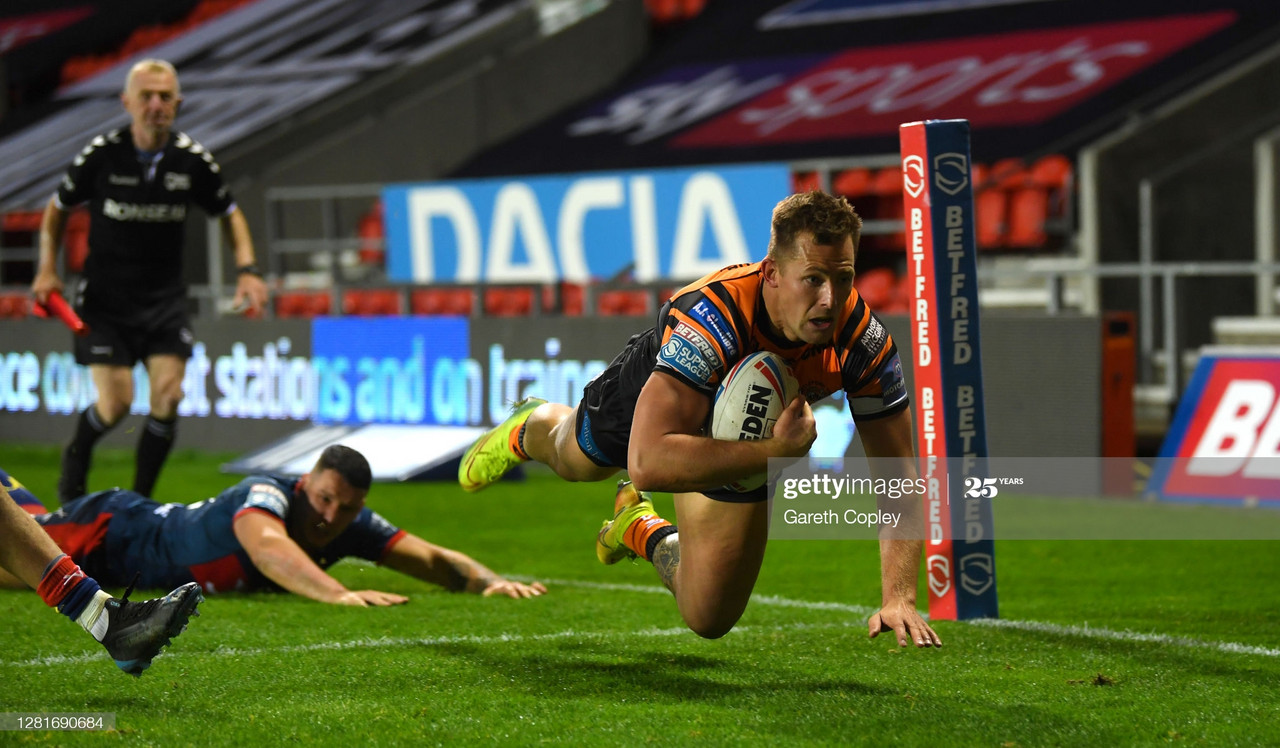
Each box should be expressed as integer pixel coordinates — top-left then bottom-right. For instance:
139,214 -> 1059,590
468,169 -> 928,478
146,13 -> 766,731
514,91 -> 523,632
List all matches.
509,423 -> 530,461
625,516 -> 677,562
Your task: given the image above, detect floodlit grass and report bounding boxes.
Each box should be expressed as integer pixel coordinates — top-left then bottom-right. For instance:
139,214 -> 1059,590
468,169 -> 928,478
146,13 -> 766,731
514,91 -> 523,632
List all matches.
2,447 -> 1278,746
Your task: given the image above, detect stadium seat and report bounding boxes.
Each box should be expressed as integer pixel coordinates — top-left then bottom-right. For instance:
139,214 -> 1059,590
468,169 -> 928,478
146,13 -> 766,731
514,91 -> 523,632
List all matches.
791,171 -> 822,194
274,291 -> 331,318
342,289 -> 402,316
867,167 -> 905,251
833,168 -> 873,199
1,211 -> 41,232
357,200 -> 385,267
1030,153 -> 1075,220
892,271 -> 914,312
0,294 -> 29,319
1029,154 -> 1072,189
989,157 -> 1029,189
1005,187 -> 1051,249
597,289 -> 651,316
410,288 -> 474,316
483,286 -> 536,316
64,210 -> 90,272
548,282 -> 585,316
854,267 -> 896,309
970,162 -> 989,189
975,186 -> 1008,250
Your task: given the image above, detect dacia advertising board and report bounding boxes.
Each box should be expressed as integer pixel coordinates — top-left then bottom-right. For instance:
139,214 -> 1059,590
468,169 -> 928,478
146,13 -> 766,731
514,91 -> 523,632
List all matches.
381,164 -> 791,284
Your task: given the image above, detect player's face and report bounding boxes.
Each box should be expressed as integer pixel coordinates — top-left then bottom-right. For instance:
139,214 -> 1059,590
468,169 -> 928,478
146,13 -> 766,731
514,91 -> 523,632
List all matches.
122,70 -> 181,138
763,232 -> 856,345
294,469 -> 366,549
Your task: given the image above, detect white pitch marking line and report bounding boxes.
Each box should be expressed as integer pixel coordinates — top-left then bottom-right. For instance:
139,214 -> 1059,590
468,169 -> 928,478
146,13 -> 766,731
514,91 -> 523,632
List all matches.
1,620 -> 858,669
6,576 -> 1277,668
521,576 -> 1280,658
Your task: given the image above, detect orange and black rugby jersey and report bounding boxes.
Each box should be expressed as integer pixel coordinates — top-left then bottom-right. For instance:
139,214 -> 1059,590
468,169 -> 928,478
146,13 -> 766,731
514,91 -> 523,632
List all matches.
655,262 -> 908,420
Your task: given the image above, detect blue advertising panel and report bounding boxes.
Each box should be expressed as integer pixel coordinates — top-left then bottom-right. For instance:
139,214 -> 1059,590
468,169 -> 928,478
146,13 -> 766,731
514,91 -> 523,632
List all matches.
382,164 -> 791,284
310,317 -> 470,426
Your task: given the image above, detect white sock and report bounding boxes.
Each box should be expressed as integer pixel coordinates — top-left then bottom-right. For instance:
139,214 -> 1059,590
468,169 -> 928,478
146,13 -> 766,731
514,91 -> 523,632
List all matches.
76,590 -> 113,641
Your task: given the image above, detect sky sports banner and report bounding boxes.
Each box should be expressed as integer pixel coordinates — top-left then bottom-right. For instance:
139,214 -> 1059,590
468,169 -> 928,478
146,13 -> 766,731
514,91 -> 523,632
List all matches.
900,119 -> 996,621
381,164 -> 791,284
460,6 -> 1247,176
1148,350 -> 1280,507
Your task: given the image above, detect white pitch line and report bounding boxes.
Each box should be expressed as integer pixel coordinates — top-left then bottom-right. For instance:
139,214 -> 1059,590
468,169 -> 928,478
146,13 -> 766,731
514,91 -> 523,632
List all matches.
521,576 -> 1280,658
1,620 -> 858,669
6,577 -> 1277,668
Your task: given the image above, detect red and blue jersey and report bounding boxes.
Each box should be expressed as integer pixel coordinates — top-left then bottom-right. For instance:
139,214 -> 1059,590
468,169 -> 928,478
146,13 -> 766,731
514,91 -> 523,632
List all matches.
27,473 -> 405,595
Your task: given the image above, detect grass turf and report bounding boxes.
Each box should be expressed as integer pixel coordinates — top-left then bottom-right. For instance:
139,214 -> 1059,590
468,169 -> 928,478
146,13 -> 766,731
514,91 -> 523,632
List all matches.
1,447 -> 1278,746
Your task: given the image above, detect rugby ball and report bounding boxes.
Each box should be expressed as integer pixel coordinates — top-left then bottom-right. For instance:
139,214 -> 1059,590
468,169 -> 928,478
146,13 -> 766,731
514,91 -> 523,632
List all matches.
710,351 -> 800,492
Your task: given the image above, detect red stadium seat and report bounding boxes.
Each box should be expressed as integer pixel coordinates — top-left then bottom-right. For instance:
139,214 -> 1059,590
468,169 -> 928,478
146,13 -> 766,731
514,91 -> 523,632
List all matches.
854,267 -> 896,309
891,271 -> 914,313
1,211 -> 41,232
975,187 -> 1008,250
342,289 -> 402,317
866,167 -> 905,251
64,209 -> 90,272
549,282 -> 585,316
970,162 -> 989,189
410,288 -> 474,316
1029,154 -> 1072,190
483,286 -> 535,317
1005,187 -> 1051,249
597,289 -> 651,316
0,294 -> 29,319
357,200 -> 385,267
791,171 -> 822,194
275,291 -> 331,318
989,157 -> 1029,189
833,168 -> 873,199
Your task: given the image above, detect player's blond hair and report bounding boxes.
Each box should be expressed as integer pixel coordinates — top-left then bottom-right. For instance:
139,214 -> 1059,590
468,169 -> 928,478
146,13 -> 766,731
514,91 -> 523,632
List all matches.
124,59 -> 181,96
767,190 -> 862,261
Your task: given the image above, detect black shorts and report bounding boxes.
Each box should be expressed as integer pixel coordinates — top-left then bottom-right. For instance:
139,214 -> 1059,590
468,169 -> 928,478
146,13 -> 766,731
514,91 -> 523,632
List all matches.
574,329 -> 767,504
72,289 -> 193,367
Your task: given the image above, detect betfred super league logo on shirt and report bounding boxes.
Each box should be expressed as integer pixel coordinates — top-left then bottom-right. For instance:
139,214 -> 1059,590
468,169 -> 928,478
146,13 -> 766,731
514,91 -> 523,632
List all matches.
1149,354 -> 1280,505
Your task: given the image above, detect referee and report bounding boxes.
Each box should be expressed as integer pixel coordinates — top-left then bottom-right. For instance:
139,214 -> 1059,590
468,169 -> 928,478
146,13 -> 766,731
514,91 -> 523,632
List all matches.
31,59 -> 269,503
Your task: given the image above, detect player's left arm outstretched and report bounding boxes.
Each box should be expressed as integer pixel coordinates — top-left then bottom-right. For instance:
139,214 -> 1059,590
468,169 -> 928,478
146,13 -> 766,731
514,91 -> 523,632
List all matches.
858,407 -> 943,649
382,533 -> 547,599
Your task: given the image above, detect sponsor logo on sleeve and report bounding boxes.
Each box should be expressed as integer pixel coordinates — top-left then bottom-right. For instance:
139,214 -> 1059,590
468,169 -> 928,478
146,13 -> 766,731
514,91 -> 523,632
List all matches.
690,300 -> 739,358
879,352 -> 907,405
660,336 -> 713,384
246,483 -> 288,517
859,315 -> 886,356
673,321 -> 722,371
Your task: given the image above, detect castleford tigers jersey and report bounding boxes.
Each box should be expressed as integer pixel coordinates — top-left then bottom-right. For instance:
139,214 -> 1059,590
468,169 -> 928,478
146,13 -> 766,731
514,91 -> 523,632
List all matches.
654,262 -> 908,420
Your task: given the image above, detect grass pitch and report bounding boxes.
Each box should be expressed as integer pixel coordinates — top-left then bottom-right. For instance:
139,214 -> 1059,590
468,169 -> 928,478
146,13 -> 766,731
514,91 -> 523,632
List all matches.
2,446 -> 1278,746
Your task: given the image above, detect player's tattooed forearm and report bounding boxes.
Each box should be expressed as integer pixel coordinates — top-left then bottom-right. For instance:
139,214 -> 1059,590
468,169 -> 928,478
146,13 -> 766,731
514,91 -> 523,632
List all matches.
652,534 -> 680,592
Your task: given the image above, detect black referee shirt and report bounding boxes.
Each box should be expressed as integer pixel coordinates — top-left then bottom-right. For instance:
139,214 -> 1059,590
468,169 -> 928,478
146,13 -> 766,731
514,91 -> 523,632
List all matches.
55,127 -> 235,313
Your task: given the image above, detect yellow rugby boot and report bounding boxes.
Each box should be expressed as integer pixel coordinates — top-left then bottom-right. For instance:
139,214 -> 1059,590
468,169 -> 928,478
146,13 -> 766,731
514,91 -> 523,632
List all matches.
596,480 -> 665,564
458,397 -> 546,492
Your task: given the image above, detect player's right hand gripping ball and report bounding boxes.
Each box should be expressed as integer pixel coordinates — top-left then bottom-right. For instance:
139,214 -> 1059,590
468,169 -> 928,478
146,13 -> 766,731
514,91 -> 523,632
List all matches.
709,351 -> 799,492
